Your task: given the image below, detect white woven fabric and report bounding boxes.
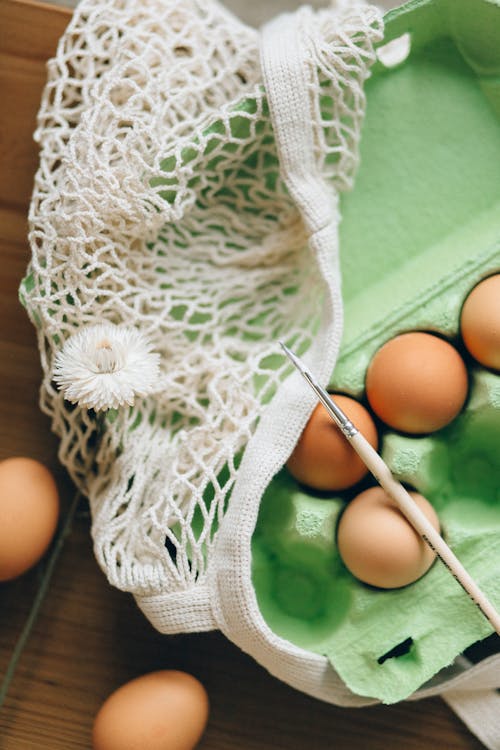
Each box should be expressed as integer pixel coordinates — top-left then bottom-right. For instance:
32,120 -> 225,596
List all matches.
24,0 -> 382,626
23,0 -> 500,746
444,687 -> 500,750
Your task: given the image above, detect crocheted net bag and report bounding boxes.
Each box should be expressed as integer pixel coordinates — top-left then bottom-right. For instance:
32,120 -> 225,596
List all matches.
22,0 -> 500,745
24,0 -> 379,631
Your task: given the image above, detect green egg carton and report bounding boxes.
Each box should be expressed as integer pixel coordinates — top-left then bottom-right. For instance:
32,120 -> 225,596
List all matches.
252,0 -> 500,704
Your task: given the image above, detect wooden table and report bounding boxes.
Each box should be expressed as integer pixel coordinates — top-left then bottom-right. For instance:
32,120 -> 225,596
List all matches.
0,1 -> 495,746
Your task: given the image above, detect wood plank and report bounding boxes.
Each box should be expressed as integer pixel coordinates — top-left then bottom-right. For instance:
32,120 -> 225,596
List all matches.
0,512 -> 485,750
0,205 -> 30,246
0,223 -> 65,469
0,54 -> 47,209
0,0 -> 71,208
0,0 -> 71,60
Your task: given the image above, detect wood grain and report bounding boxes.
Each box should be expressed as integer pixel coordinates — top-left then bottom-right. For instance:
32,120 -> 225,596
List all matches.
0,511 -> 486,750
0,0 -> 494,747
0,0 -> 72,209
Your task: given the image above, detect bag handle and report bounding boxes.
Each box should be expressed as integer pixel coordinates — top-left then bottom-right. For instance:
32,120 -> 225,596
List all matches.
260,6 -> 338,236
443,688 -> 500,750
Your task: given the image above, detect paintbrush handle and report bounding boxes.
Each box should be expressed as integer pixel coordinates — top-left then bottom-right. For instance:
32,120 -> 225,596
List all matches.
350,432 -> 500,635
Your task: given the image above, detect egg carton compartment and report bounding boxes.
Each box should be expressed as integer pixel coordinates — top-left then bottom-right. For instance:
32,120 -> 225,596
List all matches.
253,366 -> 500,702
382,368 -> 500,504
252,0 -> 500,704
252,484 -> 345,651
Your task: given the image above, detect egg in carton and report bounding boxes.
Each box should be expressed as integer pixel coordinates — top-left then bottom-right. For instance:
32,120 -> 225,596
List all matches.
252,0 -> 500,704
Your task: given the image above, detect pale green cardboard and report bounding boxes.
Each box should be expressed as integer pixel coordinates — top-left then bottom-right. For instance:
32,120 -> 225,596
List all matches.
252,0 -> 500,704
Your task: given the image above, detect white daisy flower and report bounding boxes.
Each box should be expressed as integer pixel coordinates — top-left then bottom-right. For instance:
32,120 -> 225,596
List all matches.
53,323 -> 160,412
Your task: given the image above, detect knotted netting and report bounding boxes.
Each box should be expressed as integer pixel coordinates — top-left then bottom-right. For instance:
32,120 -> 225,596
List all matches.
21,0 -> 383,616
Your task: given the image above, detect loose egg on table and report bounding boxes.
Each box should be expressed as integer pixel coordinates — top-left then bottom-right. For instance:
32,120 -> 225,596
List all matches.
286,395 -> 379,491
336,486 -> 440,589
0,457 -> 59,582
92,670 -> 209,750
366,331 -> 468,434
460,274 -> 500,371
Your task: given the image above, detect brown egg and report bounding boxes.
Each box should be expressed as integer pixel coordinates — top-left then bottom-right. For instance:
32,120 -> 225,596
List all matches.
460,274 -> 500,370
366,332 -> 468,434
337,487 -> 440,589
286,395 -> 378,491
0,457 -> 59,582
92,671 -> 209,750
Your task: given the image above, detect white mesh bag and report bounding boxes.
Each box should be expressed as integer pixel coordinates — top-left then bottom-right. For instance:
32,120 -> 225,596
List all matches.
22,0 -> 500,746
